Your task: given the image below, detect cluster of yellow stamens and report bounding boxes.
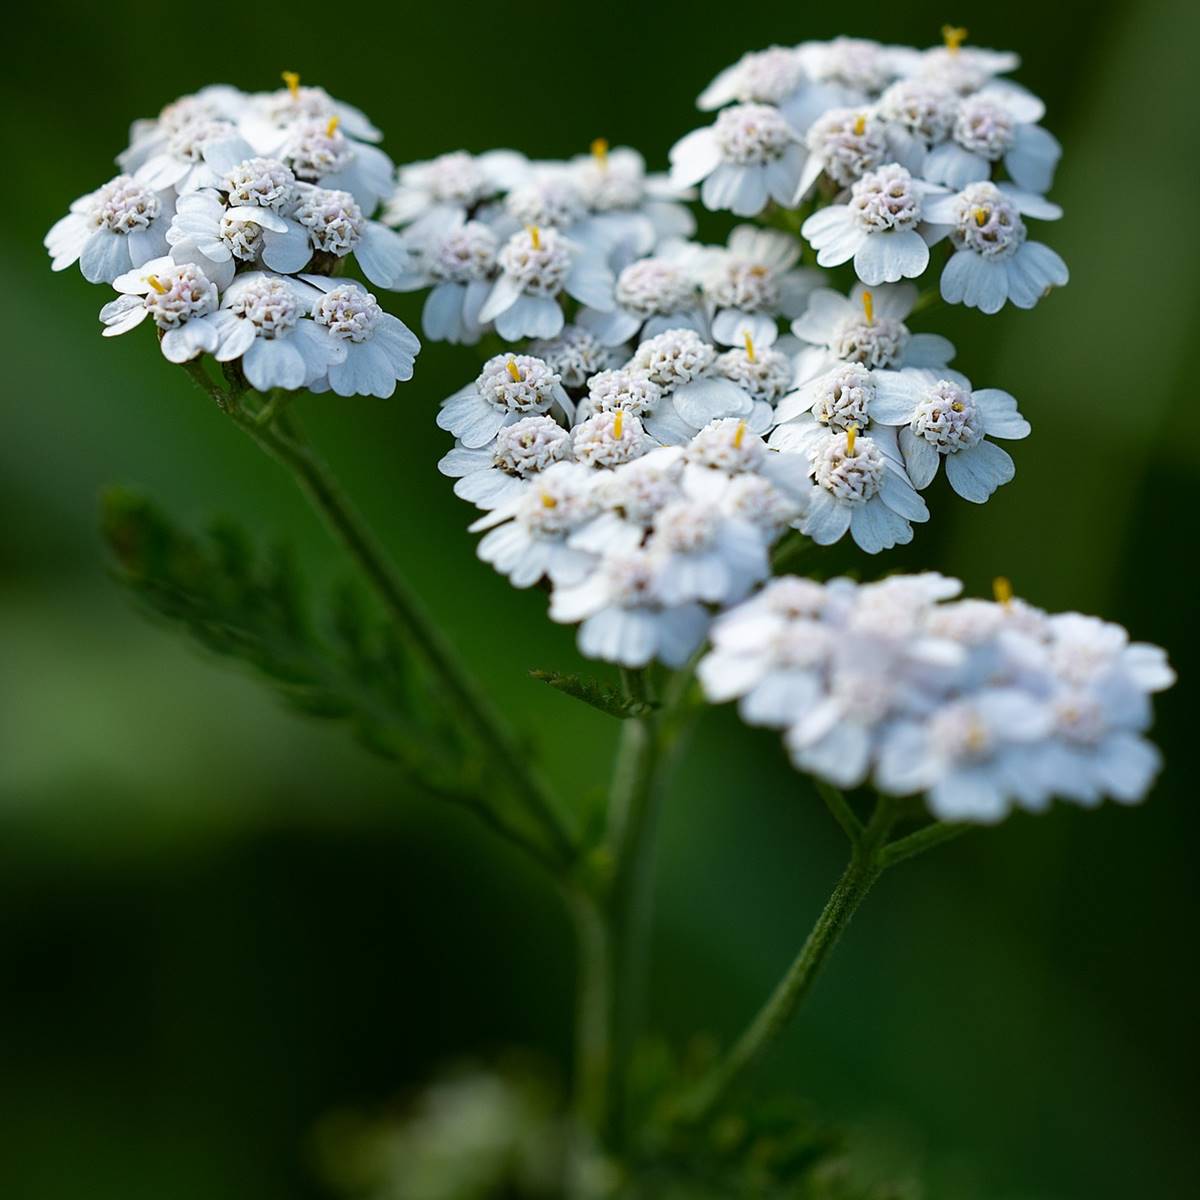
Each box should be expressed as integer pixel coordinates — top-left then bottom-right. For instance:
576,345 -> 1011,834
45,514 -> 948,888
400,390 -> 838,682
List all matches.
941,25 -> 969,53
282,70 -> 301,98
973,206 -> 989,227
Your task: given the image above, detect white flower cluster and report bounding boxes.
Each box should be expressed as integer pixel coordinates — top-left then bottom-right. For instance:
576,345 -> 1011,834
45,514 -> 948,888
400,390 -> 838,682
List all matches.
46,75 -> 419,397
671,32 -> 1068,313
700,574 -> 1175,821
415,32 -> 1078,670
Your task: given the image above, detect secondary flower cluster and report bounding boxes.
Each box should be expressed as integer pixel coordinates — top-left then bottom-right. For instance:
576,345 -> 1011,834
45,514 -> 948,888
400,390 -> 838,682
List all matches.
671,33 -> 1067,313
699,574 -> 1175,821
45,76 -> 419,397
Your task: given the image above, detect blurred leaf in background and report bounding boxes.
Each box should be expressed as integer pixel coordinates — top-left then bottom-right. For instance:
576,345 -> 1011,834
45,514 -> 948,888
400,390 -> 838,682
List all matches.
2,2 -> 1197,1199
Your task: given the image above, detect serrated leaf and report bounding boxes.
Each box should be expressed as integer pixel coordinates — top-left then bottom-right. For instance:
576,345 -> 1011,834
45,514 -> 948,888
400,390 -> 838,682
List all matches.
529,668 -> 655,719
100,487 -> 561,864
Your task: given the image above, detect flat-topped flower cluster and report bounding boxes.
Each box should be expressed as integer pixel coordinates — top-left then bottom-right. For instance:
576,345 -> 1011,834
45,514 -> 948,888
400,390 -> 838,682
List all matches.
46,76 -> 419,396
699,574 -> 1175,821
671,32 -> 1068,315
45,42 -> 1173,821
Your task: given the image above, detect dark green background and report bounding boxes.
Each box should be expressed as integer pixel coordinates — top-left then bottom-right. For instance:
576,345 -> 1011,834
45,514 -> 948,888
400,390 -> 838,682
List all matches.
3,2 -> 1196,1197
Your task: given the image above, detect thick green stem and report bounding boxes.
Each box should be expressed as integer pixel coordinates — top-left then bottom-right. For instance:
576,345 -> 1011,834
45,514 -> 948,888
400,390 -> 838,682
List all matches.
678,799 -> 895,1124
604,676 -> 666,1144
570,887 -> 613,1146
223,399 -> 579,864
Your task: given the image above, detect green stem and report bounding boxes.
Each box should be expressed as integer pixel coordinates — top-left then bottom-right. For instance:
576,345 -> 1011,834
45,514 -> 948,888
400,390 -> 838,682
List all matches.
603,670 -> 667,1144
814,780 -> 863,845
221,396 -> 579,864
570,887 -> 613,1148
677,798 -> 896,1124
879,820 -> 971,868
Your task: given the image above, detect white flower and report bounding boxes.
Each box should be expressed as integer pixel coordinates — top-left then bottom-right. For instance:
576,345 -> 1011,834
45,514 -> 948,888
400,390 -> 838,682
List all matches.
647,496 -> 769,606
922,181 -> 1067,313
875,77 -> 960,165
923,91 -> 1061,193
714,341 -> 794,407
119,86 -> 250,173
438,355 -> 574,448
568,447 -> 686,558
627,329 -> 760,445
793,107 -> 887,200
801,164 -> 947,284
682,418 -> 812,514
789,282 -> 955,379
395,213 -> 499,345
166,184 -> 311,289
799,425 -> 928,554
877,688 -> 1054,820
579,368 -> 663,420
697,46 -> 809,113
578,256 -> 705,346
550,549 -> 710,668
46,175 -> 175,284
699,225 -> 821,348
384,150 -> 530,233
133,120 -> 255,193
301,278 -> 420,398
238,79 -> 382,157
527,326 -> 623,389
99,257 -> 222,362
698,576 -> 834,726
868,369 -> 1029,501
571,408 -> 650,468
278,116 -> 395,213
669,103 -> 806,217
207,271 -> 342,391
567,143 -> 696,260
470,462 -> 598,588
290,183 -> 411,288
439,414 -> 574,509
770,361 -> 883,455
477,225 -> 615,341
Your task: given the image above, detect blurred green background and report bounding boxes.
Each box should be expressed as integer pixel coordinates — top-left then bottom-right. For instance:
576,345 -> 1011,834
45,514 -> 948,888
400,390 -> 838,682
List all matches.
3,1 -> 1197,1196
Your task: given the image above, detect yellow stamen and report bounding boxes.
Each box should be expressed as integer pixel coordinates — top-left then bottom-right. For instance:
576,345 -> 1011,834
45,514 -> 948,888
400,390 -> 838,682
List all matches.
973,206 -> 989,227
506,358 -> 522,382
282,71 -> 300,98
733,420 -> 747,449
146,274 -> 167,294
613,409 -> 624,439
852,113 -> 866,136
541,491 -> 558,508
942,25 -> 968,53
526,224 -> 541,250
951,400 -> 964,412
993,576 -> 1013,608
861,290 -> 874,326
748,264 -> 769,278
591,137 -> 609,166
742,331 -> 756,362
326,115 -> 340,138
845,423 -> 858,455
